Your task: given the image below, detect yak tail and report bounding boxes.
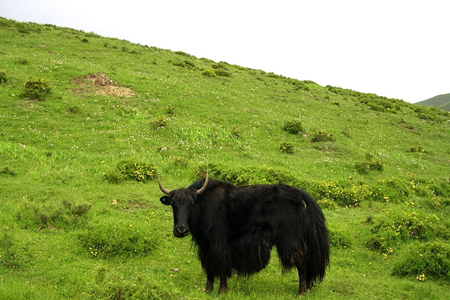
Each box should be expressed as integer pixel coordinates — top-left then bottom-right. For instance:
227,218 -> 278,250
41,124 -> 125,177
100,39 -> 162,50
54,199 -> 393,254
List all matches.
276,188 -> 330,289
304,191 -> 330,286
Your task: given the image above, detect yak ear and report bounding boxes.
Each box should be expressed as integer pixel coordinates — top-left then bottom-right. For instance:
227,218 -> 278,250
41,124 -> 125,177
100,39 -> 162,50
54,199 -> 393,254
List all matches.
160,196 -> 171,205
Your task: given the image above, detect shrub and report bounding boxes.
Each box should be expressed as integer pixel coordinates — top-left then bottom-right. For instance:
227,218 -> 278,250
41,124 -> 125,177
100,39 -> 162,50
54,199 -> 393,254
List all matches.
311,130 -> 336,142
310,180 -> 372,207
282,121 -> 304,135
172,59 -> 196,69
355,153 -> 384,174
410,145 -> 432,154
197,164 -> 300,186
214,68 -> 231,77
366,209 -> 449,254
392,241 -> 450,281
202,69 -> 217,77
0,71 -> 8,84
0,231 -> 32,268
78,219 -> 158,258
150,115 -> 167,129
279,141 -> 294,154
22,77 -> 51,101
15,200 -> 91,230
0,167 -> 16,177
104,160 -> 157,183
329,229 -> 353,249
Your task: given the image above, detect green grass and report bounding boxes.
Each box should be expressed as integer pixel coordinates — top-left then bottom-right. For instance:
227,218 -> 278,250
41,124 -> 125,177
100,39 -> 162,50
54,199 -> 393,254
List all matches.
1,17 -> 450,299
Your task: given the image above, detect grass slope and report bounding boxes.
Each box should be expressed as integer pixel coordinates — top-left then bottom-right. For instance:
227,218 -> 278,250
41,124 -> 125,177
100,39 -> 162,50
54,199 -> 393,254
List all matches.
416,93 -> 450,112
1,17 -> 450,299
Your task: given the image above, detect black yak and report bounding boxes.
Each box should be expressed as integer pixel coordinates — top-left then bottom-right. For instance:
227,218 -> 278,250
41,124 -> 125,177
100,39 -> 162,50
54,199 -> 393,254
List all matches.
158,173 -> 329,296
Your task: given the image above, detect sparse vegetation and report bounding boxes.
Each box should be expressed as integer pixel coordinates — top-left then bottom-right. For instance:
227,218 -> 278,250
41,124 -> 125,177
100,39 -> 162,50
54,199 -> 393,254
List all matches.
1,17 -> 450,299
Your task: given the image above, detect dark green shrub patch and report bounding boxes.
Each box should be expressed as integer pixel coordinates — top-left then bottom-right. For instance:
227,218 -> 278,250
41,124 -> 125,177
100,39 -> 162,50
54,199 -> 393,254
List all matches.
282,120 -> 304,135
171,59 -> 196,69
214,68 -> 231,77
150,115 -> 167,129
0,71 -> 8,84
279,141 -> 294,154
311,130 -> 336,142
16,200 -> 91,230
355,153 -> 384,174
78,219 -> 158,259
104,160 -> 157,183
22,77 -> 51,101
392,241 -> 450,281
329,228 -> 353,249
366,209 -> 449,254
308,180 -> 372,207
197,163 -> 300,186
0,167 -> 16,177
201,68 -> 217,77
410,145 -> 432,154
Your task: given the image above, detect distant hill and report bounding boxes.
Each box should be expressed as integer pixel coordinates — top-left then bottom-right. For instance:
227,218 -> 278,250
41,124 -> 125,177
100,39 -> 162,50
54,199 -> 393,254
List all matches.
416,93 -> 450,111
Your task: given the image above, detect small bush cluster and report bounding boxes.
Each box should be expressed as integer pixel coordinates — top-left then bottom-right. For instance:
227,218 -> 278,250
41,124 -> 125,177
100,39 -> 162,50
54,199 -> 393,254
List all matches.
22,77 -> 51,101
0,71 -> 8,84
16,200 -> 91,230
104,160 -> 157,183
150,115 -> 167,129
392,241 -> 450,281
282,121 -> 304,135
0,231 -> 32,268
329,229 -> 353,249
410,145 -> 432,154
360,96 -> 401,113
201,69 -> 217,77
355,153 -> 384,174
78,219 -> 157,258
366,209 -> 449,254
279,141 -> 294,154
308,180 -> 372,207
171,59 -> 196,69
197,163 -> 300,187
1,167 -> 16,177
311,130 -> 336,142
214,68 -> 231,77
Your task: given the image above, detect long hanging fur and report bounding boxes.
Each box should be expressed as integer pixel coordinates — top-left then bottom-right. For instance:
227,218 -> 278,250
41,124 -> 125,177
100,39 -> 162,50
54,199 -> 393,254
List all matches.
164,178 -> 330,295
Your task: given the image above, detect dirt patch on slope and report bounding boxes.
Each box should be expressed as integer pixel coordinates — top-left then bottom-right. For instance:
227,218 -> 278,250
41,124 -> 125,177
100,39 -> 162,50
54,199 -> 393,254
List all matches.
71,73 -> 135,98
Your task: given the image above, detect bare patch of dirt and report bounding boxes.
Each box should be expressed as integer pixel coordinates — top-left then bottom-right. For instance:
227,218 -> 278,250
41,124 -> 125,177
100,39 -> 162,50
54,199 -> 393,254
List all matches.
71,73 -> 135,98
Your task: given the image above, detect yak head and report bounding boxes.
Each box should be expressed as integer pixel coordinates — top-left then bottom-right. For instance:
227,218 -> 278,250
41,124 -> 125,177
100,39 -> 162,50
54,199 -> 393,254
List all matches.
158,173 -> 208,238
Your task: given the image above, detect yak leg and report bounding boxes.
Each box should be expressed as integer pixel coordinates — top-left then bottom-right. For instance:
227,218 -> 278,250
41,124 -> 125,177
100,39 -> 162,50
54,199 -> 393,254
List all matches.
297,266 -> 308,296
218,275 -> 228,294
205,272 -> 214,293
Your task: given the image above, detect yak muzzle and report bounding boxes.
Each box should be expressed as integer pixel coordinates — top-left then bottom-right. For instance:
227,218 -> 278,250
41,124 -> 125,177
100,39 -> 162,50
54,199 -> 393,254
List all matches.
174,225 -> 190,238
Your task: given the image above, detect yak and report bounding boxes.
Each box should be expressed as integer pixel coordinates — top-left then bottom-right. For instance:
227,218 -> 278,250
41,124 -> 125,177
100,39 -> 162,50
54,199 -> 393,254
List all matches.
158,173 -> 329,296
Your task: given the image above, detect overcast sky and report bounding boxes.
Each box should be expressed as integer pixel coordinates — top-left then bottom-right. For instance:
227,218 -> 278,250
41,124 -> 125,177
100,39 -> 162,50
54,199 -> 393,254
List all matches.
1,0 -> 448,103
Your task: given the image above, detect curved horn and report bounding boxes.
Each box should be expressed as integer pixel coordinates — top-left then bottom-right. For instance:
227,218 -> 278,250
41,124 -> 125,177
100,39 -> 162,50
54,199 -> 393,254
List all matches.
196,172 -> 209,195
158,174 -> 171,195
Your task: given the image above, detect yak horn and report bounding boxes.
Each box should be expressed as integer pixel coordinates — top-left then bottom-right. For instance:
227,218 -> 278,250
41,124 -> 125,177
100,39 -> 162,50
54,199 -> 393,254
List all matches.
196,172 -> 209,195
158,174 -> 171,195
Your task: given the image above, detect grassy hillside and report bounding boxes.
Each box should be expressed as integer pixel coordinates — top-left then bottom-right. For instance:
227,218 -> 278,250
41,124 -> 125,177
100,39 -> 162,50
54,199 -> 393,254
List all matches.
1,17 -> 450,299
416,93 -> 450,112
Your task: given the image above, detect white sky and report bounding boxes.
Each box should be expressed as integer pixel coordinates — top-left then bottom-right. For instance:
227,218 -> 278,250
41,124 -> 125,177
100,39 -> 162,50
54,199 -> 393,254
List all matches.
1,0 -> 448,103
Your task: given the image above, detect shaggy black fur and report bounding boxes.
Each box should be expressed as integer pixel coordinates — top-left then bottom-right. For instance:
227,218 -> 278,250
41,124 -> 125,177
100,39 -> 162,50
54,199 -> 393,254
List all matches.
159,178 -> 330,295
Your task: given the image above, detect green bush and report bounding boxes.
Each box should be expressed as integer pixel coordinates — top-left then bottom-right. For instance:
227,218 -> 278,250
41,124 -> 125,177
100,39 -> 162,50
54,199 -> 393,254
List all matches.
0,231 -> 33,268
202,69 -> 217,77
282,121 -> 304,135
150,115 -> 167,129
392,241 -> 450,281
310,180 -> 372,207
197,164 -> 300,186
78,219 -> 158,258
214,68 -> 231,77
279,141 -> 294,154
15,200 -> 91,230
22,77 -> 51,101
104,160 -> 157,183
0,71 -> 8,84
329,228 -> 353,249
355,153 -> 384,174
311,130 -> 336,142
171,59 -> 196,69
366,209 -> 449,254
